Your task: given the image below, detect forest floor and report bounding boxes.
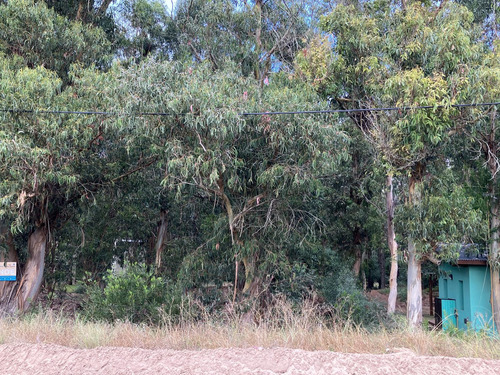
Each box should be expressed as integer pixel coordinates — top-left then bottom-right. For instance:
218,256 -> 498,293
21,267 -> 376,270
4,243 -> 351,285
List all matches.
367,288 -> 438,323
367,289 -> 406,313
1,343 -> 500,374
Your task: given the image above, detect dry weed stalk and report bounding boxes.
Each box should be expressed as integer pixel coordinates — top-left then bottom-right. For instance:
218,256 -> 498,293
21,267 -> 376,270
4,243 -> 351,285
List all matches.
0,300 -> 498,359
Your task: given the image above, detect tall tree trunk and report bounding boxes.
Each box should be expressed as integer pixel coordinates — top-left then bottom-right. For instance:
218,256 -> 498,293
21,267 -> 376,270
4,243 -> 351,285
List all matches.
71,248 -> 78,285
350,151 -> 364,279
217,178 -> 264,299
407,236 -> 422,328
386,174 -> 398,314
378,246 -> 386,289
490,251 -> 500,332
217,178 -> 241,301
254,0 -> 263,81
352,241 -> 362,277
429,275 -> 434,316
486,109 -> 500,332
407,167 -> 424,328
0,226 -> 47,315
361,249 -> 367,292
154,210 -> 169,271
76,1 -> 85,20
488,167 -> 500,330
0,227 -> 19,314
242,255 -> 260,295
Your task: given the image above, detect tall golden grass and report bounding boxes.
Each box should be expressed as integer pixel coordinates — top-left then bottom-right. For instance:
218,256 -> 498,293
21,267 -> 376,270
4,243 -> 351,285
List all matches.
1,298 -> 498,359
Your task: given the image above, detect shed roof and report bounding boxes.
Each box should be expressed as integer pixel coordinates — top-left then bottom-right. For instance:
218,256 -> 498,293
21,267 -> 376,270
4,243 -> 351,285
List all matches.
436,243 -> 489,266
456,244 -> 488,266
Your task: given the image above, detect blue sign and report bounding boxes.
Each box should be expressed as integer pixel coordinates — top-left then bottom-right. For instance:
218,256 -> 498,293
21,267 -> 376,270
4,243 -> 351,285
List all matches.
0,262 -> 16,281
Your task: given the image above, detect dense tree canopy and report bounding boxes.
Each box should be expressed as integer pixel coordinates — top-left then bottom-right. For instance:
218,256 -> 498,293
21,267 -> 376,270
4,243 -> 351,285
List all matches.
0,0 -> 499,332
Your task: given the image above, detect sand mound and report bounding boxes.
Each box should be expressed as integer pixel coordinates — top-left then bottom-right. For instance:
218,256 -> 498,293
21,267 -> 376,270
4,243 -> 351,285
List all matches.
1,343 -> 499,374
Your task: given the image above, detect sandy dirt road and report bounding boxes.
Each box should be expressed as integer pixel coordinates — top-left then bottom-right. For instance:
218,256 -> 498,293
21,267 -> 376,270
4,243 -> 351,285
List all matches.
1,343 -> 500,375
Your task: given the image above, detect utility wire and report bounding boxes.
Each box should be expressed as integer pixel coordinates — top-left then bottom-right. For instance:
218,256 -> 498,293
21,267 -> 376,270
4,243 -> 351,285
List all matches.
240,102 -> 500,116
0,101 -> 498,117
0,109 -> 172,116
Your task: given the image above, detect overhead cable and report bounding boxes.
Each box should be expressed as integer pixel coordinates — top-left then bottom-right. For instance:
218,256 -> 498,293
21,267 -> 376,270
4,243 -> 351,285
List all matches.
239,102 -> 500,116
0,101 -> 498,118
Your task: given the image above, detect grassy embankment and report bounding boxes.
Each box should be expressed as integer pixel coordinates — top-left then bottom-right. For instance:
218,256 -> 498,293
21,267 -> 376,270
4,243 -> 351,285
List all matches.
0,300 -> 498,359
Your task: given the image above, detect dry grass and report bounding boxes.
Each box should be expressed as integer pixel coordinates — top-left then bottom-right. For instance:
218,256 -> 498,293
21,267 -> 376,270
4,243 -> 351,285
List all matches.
1,300 -> 499,359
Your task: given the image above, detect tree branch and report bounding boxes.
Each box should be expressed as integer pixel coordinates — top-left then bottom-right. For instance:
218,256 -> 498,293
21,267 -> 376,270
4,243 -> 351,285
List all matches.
111,157 -> 158,183
188,41 -> 203,63
97,0 -> 114,16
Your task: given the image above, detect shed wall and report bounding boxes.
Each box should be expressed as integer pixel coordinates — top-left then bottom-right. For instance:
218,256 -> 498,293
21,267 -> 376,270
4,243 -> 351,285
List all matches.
438,263 -> 494,332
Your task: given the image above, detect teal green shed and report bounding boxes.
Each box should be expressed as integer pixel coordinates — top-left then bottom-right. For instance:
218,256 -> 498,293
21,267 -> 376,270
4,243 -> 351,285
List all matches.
437,247 -> 496,333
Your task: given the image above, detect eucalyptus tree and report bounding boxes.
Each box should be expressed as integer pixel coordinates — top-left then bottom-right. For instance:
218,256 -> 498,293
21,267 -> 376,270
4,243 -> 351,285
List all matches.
45,0 -> 116,22
296,7 -> 402,312
457,43 -> 500,331
0,0 -> 117,314
317,0 -> 484,327
0,0 -> 111,83
0,60 -> 123,313
173,0 -> 310,81
457,0 -> 499,43
43,0 -> 120,51
113,0 -> 177,59
113,59 -> 348,298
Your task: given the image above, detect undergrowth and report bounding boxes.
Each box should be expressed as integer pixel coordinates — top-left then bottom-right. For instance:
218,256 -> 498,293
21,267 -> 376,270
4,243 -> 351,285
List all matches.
1,297 -> 499,359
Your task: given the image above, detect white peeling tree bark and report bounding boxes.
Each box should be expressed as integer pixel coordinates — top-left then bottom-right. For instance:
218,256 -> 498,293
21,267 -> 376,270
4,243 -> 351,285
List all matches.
154,210 -> 169,271
406,167 -> 424,329
407,237 -> 422,328
482,109 -> 500,332
489,198 -> 500,332
386,174 -> 398,314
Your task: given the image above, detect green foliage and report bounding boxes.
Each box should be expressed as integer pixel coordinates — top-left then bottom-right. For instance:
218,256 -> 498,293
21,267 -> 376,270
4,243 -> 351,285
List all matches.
174,0 -> 309,76
294,36 -> 336,95
318,1 -> 482,167
319,252 -> 359,303
318,251 -> 387,328
334,291 -> 389,329
0,57 -> 118,232
1,0 -> 498,329
385,69 -> 451,154
0,0 -> 111,81
110,58 -> 348,297
316,0 -> 486,252
398,166 -> 486,259
457,0 -> 499,30
118,0 -> 176,59
84,262 -> 181,324
0,0 -> 119,240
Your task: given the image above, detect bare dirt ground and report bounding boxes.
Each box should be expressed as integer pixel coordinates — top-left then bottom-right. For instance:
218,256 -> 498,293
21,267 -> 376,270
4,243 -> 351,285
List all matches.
1,343 -> 500,375
367,289 -> 438,314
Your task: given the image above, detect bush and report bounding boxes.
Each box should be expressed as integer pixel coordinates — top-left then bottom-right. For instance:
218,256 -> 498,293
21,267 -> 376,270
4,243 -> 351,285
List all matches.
333,291 -> 389,329
320,266 -> 358,303
84,262 -> 181,324
319,255 -> 389,328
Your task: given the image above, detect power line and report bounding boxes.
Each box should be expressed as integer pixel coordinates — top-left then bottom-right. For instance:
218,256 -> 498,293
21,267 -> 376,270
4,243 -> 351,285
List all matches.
239,102 -> 500,116
0,101 -> 498,118
0,109 -> 173,116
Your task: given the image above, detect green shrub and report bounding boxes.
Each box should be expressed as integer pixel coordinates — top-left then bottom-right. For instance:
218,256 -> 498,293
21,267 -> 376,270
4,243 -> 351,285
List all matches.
319,256 -> 389,328
333,291 -> 389,329
84,262 -> 181,324
320,266 -> 358,303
